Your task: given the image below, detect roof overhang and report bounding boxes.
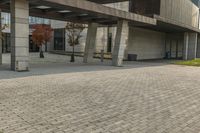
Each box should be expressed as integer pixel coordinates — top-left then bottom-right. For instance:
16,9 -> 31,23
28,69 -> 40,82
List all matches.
0,0 -> 156,26
153,15 -> 200,33
136,15 -> 200,33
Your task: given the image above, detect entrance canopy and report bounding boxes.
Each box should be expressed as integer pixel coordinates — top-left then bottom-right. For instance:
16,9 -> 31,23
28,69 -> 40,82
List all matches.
0,0 -> 156,25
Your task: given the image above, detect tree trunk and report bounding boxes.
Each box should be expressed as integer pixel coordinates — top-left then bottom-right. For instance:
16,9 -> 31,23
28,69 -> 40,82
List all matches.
70,44 -> 75,62
45,41 -> 47,52
40,45 -> 44,58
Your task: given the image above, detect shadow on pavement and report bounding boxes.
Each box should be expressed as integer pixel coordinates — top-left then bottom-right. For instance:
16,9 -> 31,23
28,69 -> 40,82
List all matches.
0,60 -> 173,80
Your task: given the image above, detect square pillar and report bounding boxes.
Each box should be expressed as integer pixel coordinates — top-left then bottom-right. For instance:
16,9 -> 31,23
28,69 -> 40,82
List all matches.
196,34 -> 200,58
188,33 -> 197,60
83,23 -> 98,63
183,32 -> 189,60
0,39 -> 2,65
11,0 -> 29,71
0,12 -> 2,65
112,20 -> 129,66
183,32 -> 198,60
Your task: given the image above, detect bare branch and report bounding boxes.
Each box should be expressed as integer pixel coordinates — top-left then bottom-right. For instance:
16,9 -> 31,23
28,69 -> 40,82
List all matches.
65,22 -> 86,46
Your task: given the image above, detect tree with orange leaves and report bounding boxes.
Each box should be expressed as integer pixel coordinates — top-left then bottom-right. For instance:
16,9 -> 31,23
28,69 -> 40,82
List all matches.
32,24 -> 53,58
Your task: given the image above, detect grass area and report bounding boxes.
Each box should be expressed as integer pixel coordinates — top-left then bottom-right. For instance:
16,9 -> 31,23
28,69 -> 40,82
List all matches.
175,59 -> 200,67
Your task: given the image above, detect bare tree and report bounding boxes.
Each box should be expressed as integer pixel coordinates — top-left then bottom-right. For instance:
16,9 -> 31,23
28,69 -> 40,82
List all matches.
0,12 -> 8,41
0,23 -> 7,40
0,11 -> 8,65
65,22 -> 86,62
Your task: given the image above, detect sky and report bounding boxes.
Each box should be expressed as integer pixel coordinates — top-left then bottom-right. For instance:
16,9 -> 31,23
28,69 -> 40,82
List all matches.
192,0 -> 200,6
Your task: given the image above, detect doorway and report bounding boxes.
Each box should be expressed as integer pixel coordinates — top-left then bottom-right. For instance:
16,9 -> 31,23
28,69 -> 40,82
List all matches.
107,33 -> 112,53
54,29 -> 65,51
29,35 -> 39,52
2,33 -> 11,53
166,39 -> 183,59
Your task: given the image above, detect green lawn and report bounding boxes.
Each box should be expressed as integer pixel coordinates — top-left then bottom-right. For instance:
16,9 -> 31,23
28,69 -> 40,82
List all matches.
175,59 -> 200,67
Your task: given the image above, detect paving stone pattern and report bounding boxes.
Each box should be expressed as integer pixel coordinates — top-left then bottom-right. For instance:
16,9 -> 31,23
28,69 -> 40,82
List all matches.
0,53 -> 200,133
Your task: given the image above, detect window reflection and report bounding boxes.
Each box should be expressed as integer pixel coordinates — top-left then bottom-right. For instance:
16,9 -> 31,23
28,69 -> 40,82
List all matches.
1,12 -> 50,27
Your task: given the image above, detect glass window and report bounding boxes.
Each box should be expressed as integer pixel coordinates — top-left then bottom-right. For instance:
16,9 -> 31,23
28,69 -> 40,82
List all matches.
1,12 -> 50,31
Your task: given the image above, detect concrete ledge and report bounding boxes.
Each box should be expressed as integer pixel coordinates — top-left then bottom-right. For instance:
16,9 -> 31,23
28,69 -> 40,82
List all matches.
42,0 -> 157,25
154,15 -> 200,33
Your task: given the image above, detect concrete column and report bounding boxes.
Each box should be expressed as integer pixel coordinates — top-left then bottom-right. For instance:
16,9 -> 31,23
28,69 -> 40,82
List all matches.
197,34 -> 200,58
11,0 -> 29,71
112,20 -> 128,66
0,11 -> 2,65
83,23 -> 98,63
188,33 -> 197,60
183,32 -> 189,60
183,32 -> 198,60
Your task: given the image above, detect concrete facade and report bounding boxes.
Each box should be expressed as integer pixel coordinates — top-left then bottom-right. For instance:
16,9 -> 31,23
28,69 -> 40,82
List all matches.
10,0 -> 29,71
127,27 -> 166,60
160,0 -> 199,29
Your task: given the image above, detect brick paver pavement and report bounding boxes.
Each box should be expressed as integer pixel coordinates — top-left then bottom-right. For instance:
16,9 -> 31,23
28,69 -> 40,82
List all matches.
1,53 -> 200,133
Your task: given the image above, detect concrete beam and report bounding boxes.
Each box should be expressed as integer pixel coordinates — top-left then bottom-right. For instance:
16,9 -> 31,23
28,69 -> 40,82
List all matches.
154,15 -> 200,33
41,0 -> 156,25
83,23 -> 98,63
11,0 -> 29,71
112,20 -> 129,66
0,0 -> 156,26
183,32 -> 197,60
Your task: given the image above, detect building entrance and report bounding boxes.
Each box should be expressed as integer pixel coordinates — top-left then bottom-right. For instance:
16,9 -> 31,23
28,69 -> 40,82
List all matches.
54,29 -> 65,51
107,33 -> 112,53
166,39 -> 183,59
2,33 -> 11,53
1,34 -> 40,53
29,35 -> 39,52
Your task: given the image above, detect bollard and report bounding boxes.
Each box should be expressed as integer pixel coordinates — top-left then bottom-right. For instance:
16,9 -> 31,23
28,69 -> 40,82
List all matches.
101,50 -> 104,62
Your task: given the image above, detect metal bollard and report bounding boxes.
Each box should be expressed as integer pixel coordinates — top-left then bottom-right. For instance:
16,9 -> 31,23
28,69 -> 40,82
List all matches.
101,50 -> 104,62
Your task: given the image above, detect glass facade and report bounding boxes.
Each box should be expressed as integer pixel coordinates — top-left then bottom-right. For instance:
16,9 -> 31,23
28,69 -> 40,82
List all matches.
29,16 -> 50,25
54,29 -> 65,51
1,12 -> 50,26
1,12 -> 50,53
1,12 -> 10,26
